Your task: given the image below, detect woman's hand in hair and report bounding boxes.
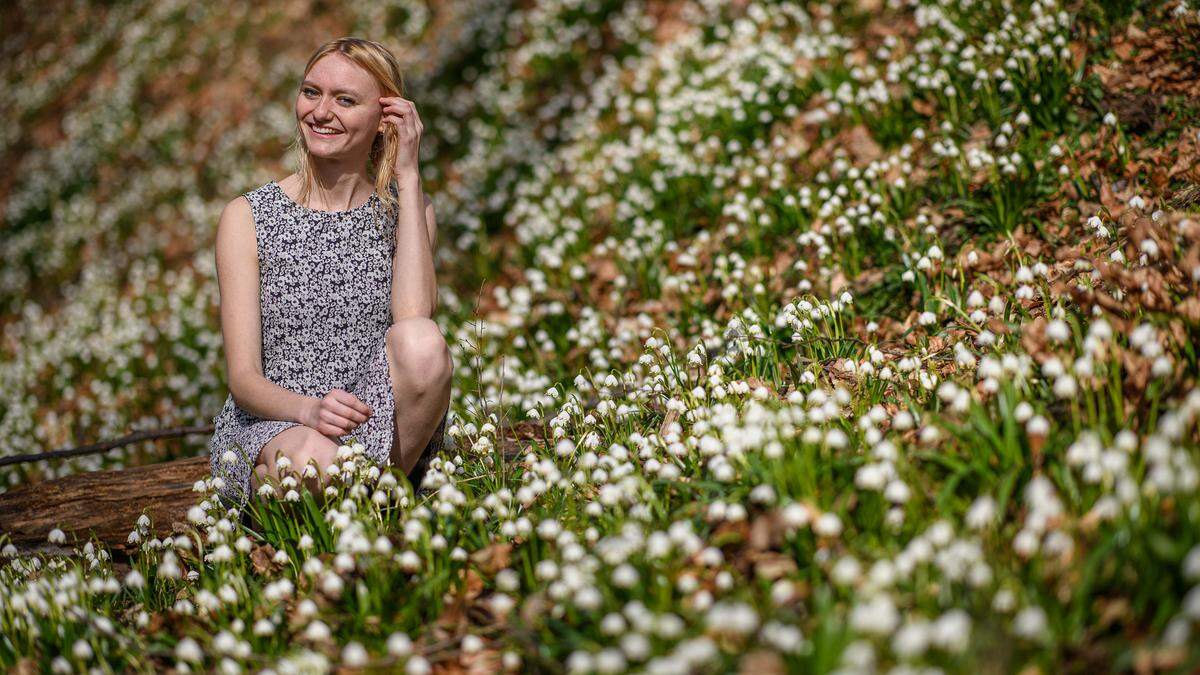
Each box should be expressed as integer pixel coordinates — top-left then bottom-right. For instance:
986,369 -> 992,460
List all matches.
379,96 -> 423,182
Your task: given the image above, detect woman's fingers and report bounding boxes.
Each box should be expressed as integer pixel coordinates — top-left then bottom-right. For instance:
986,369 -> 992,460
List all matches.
383,113 -> 412,131
320,408 -> 356,433
349,393 -> 372,416
382,114 -> 417,139
327,397 -> 367,424
380,97 -> 422,128
386,109 -> 420,130
331,389 -> 372,416
379,96 -> 414,109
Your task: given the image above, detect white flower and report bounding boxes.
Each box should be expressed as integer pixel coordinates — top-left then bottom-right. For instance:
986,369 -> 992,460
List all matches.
386,632 -> 413,657
595,648 -> 626,673
187,506 -> 207,525
892,620 -> 930,658
342,642 -> 369,667
1012,606 -> 1048,640
706,601 -> 760,635
461,634 -> 484,654
175,637 -> 203,663
612,564 -> 638,588
405,655 -> 431,675
855,464 -> 887,491
72,639 -> 93,661
321,573 -> 344,597
566,651 -> 594,674
884,481 -> 911,504
1026,415 -> 1049,437
124,569 -> 146,589
1046,319 -> 1070,343
1182,545 -> 1200,580
1183,586 -> 1200,619
1013,529 -> 1040,557
831,556 -> 862,586
1053,374 -> 1077,398
931,609 -> 971,652
1014,401 -> 1034,422
304,620 -> 331,641
849,594 -> 899,635
781,503 -> 811,530
535,559 -> 559,581
213,631 -> 237,654
966,496 -> 997,530
490,593 -> 516,616
814,512 -> 843,537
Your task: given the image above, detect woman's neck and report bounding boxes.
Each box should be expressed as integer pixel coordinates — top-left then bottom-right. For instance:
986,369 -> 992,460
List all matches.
290,166 -> 374,210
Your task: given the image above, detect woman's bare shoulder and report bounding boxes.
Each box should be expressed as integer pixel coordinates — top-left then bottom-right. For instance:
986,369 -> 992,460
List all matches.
220,194 -> 253,224
215,192 -> 255,243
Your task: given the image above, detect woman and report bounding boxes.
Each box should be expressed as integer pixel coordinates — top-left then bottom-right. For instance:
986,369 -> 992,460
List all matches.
207,37 -> 452,514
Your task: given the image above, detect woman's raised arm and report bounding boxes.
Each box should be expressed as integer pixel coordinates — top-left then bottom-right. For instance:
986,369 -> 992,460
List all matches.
388,179 -> 439,320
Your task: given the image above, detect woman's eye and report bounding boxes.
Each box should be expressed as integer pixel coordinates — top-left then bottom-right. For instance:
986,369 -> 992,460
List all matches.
300,88 -> 351,104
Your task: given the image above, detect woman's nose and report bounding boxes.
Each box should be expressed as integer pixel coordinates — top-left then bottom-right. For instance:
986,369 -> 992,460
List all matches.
313,97 -> 336,121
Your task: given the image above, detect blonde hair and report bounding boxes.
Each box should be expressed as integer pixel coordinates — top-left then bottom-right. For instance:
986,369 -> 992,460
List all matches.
288,37 -> 406,228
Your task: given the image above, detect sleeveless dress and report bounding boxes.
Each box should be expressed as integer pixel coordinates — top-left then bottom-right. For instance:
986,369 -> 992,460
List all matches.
207,179 -> 449,513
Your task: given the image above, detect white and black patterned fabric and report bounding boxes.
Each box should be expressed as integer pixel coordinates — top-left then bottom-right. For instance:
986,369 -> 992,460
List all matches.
208,179 -> 448,512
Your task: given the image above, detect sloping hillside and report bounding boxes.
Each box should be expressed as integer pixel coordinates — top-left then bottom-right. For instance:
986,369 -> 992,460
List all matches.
2,0 -> 1200,672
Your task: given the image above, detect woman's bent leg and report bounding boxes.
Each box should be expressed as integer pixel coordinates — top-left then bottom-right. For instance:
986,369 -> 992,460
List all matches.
384,317 -> 453,477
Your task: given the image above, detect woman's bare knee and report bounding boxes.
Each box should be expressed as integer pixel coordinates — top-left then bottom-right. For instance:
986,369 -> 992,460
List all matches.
292,431 -> 337,476
253,426 -> 339,494
386,319 -> 452,395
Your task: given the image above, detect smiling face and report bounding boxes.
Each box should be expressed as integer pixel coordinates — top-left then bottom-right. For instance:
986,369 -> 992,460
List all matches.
295,53 -> 383,161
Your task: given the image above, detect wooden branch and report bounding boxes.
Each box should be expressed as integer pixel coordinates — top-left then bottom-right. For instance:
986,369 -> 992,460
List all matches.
0,424 -> 215,467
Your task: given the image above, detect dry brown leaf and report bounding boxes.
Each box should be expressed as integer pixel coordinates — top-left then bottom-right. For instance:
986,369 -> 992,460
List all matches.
659,407 -> 680,437
250,544 -> 278,576
750,552 -> 798,581
739,650 -> 787,675
470,543 -> 512,577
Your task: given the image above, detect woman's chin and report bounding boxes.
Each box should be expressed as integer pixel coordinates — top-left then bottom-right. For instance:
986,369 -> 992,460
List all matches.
306,146 -> 349,160
303,140 -> 365,160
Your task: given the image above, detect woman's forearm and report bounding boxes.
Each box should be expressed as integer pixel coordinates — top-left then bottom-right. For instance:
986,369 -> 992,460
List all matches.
390,172 -> 437,319
229,368 -> 314,425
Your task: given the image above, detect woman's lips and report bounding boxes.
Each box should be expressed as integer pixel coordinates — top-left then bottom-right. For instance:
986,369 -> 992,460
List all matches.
308,122 -> 343,136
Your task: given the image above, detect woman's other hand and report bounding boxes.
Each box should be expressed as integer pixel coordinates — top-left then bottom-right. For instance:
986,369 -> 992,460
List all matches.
303,388 -> 372,437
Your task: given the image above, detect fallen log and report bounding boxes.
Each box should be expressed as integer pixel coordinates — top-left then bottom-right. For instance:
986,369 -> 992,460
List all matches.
0,455 -> 210,556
